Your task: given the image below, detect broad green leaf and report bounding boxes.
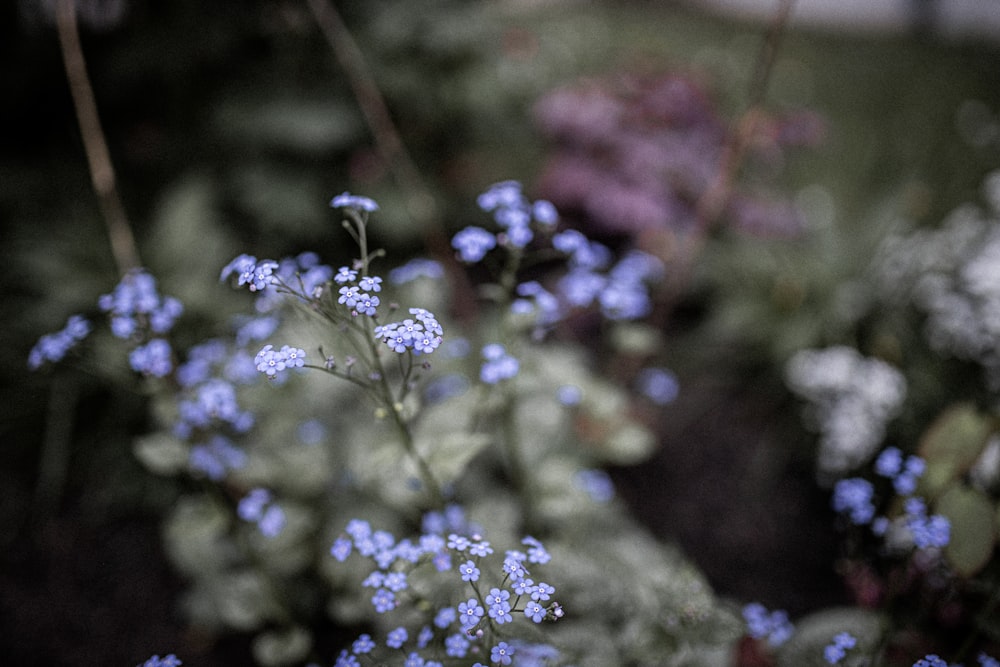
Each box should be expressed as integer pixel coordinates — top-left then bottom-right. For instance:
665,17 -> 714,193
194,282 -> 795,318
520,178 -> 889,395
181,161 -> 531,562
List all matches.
133,433 -> 189,475
421,432 -> 492,484
918,403 -> 993,498
776,607 -> 885,667
937,483 -> 997,577
252,627 -> 312,667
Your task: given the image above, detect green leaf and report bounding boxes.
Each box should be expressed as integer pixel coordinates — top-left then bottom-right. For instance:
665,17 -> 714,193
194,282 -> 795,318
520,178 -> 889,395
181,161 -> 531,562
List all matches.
251,627 -> 312,667
776,607 -> 885,667
917,403 -> 993,498
421,432 -> 492,485
133,433 -> 189,475
936,483 -> 998,577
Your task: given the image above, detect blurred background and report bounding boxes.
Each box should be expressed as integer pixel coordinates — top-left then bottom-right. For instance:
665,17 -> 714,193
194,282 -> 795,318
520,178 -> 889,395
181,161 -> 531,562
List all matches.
2,0 -> 999,665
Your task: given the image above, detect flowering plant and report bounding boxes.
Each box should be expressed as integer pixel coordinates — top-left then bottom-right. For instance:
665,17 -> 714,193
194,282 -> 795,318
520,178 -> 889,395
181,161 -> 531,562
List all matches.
31,182 -> 739,666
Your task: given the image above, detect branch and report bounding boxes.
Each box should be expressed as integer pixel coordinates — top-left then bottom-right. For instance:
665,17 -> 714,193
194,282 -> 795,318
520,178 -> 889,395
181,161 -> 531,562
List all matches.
56,0 -> 140,275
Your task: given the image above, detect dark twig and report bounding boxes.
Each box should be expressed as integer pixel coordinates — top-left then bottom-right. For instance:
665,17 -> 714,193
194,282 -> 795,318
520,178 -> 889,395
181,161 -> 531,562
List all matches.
55,0 -> 141,275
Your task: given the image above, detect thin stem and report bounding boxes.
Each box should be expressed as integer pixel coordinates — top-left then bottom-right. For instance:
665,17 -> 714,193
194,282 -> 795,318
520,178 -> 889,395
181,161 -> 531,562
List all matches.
304,0 -> 437,230
653,0 -> 796,318
55,0 -> 141,275
305,0 -> 481,324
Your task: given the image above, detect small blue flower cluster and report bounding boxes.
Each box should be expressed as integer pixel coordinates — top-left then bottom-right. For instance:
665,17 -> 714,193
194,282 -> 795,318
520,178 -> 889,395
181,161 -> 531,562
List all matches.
222,252 -> 334,312
874,446 -> 926,495
900,497 -> 951,549
99,269 -> 184,340
188,434 -> 247,481
375,309 -> 444,356
136,655 -> 181,667
28,269 -> 184,378
335,266 -> 383,318
254,344 -> 306,378
220,254 -> 279,293
454,181 -> 552,258
823,631 -> 857,664
554,235 -> 664,321
237,487 -> 286,537
28,314 -> 91,369
479,343 -> 519,384
742,602 -> 794,647
330,508 -> 561,666
909,653 -> 1000,667
831,446 -> 950,551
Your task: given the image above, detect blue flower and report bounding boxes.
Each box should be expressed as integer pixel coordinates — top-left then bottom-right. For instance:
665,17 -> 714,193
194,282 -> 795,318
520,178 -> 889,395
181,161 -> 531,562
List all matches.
333,650 -> 359,667
574,469 -> 615,503
433,606 -> 456,628
237,488 -> 285,537
823,632 -> 856,664
874,446 -> 903,477
334,266 -> 358,284
913,656 -> 948,667
458,598 -> 484,629
469,540 -> 493,557
459,560 -> 480,582
979,653 -> 1000,667
359,275 -> 383,292
220,255 -> 278,292
28,314 -> 92,369
530,582 -> 554,602
480,343 -> 519,384
452,226 -> 497,263
523,536 -> 551,564
371,588 -> 396,613
532,199 -> 559,226
445,633 -> 470,658
386,627 -> 408,649
330,537 -> 352,561
904,498 -> 950,549
351,632 -> 375,653
524,600 -> 546,623
188,435 -> 246,481
254,344 -> 306,378
389,258 -> 445,284
636,367 -> 679,405
832,478 -> 876,525
354,292 -> 380,317
330,192 -> 379,212
491,641 -> 515,666
512,577 -> 535,596
137,655 -> 182,667
742,602 -> 793,647
129,339 -> 174,377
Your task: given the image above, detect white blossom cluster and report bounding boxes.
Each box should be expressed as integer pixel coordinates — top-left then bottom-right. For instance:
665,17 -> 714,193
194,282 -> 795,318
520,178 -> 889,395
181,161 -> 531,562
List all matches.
870,170 -> 1000,384
786,346 -> 907,478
